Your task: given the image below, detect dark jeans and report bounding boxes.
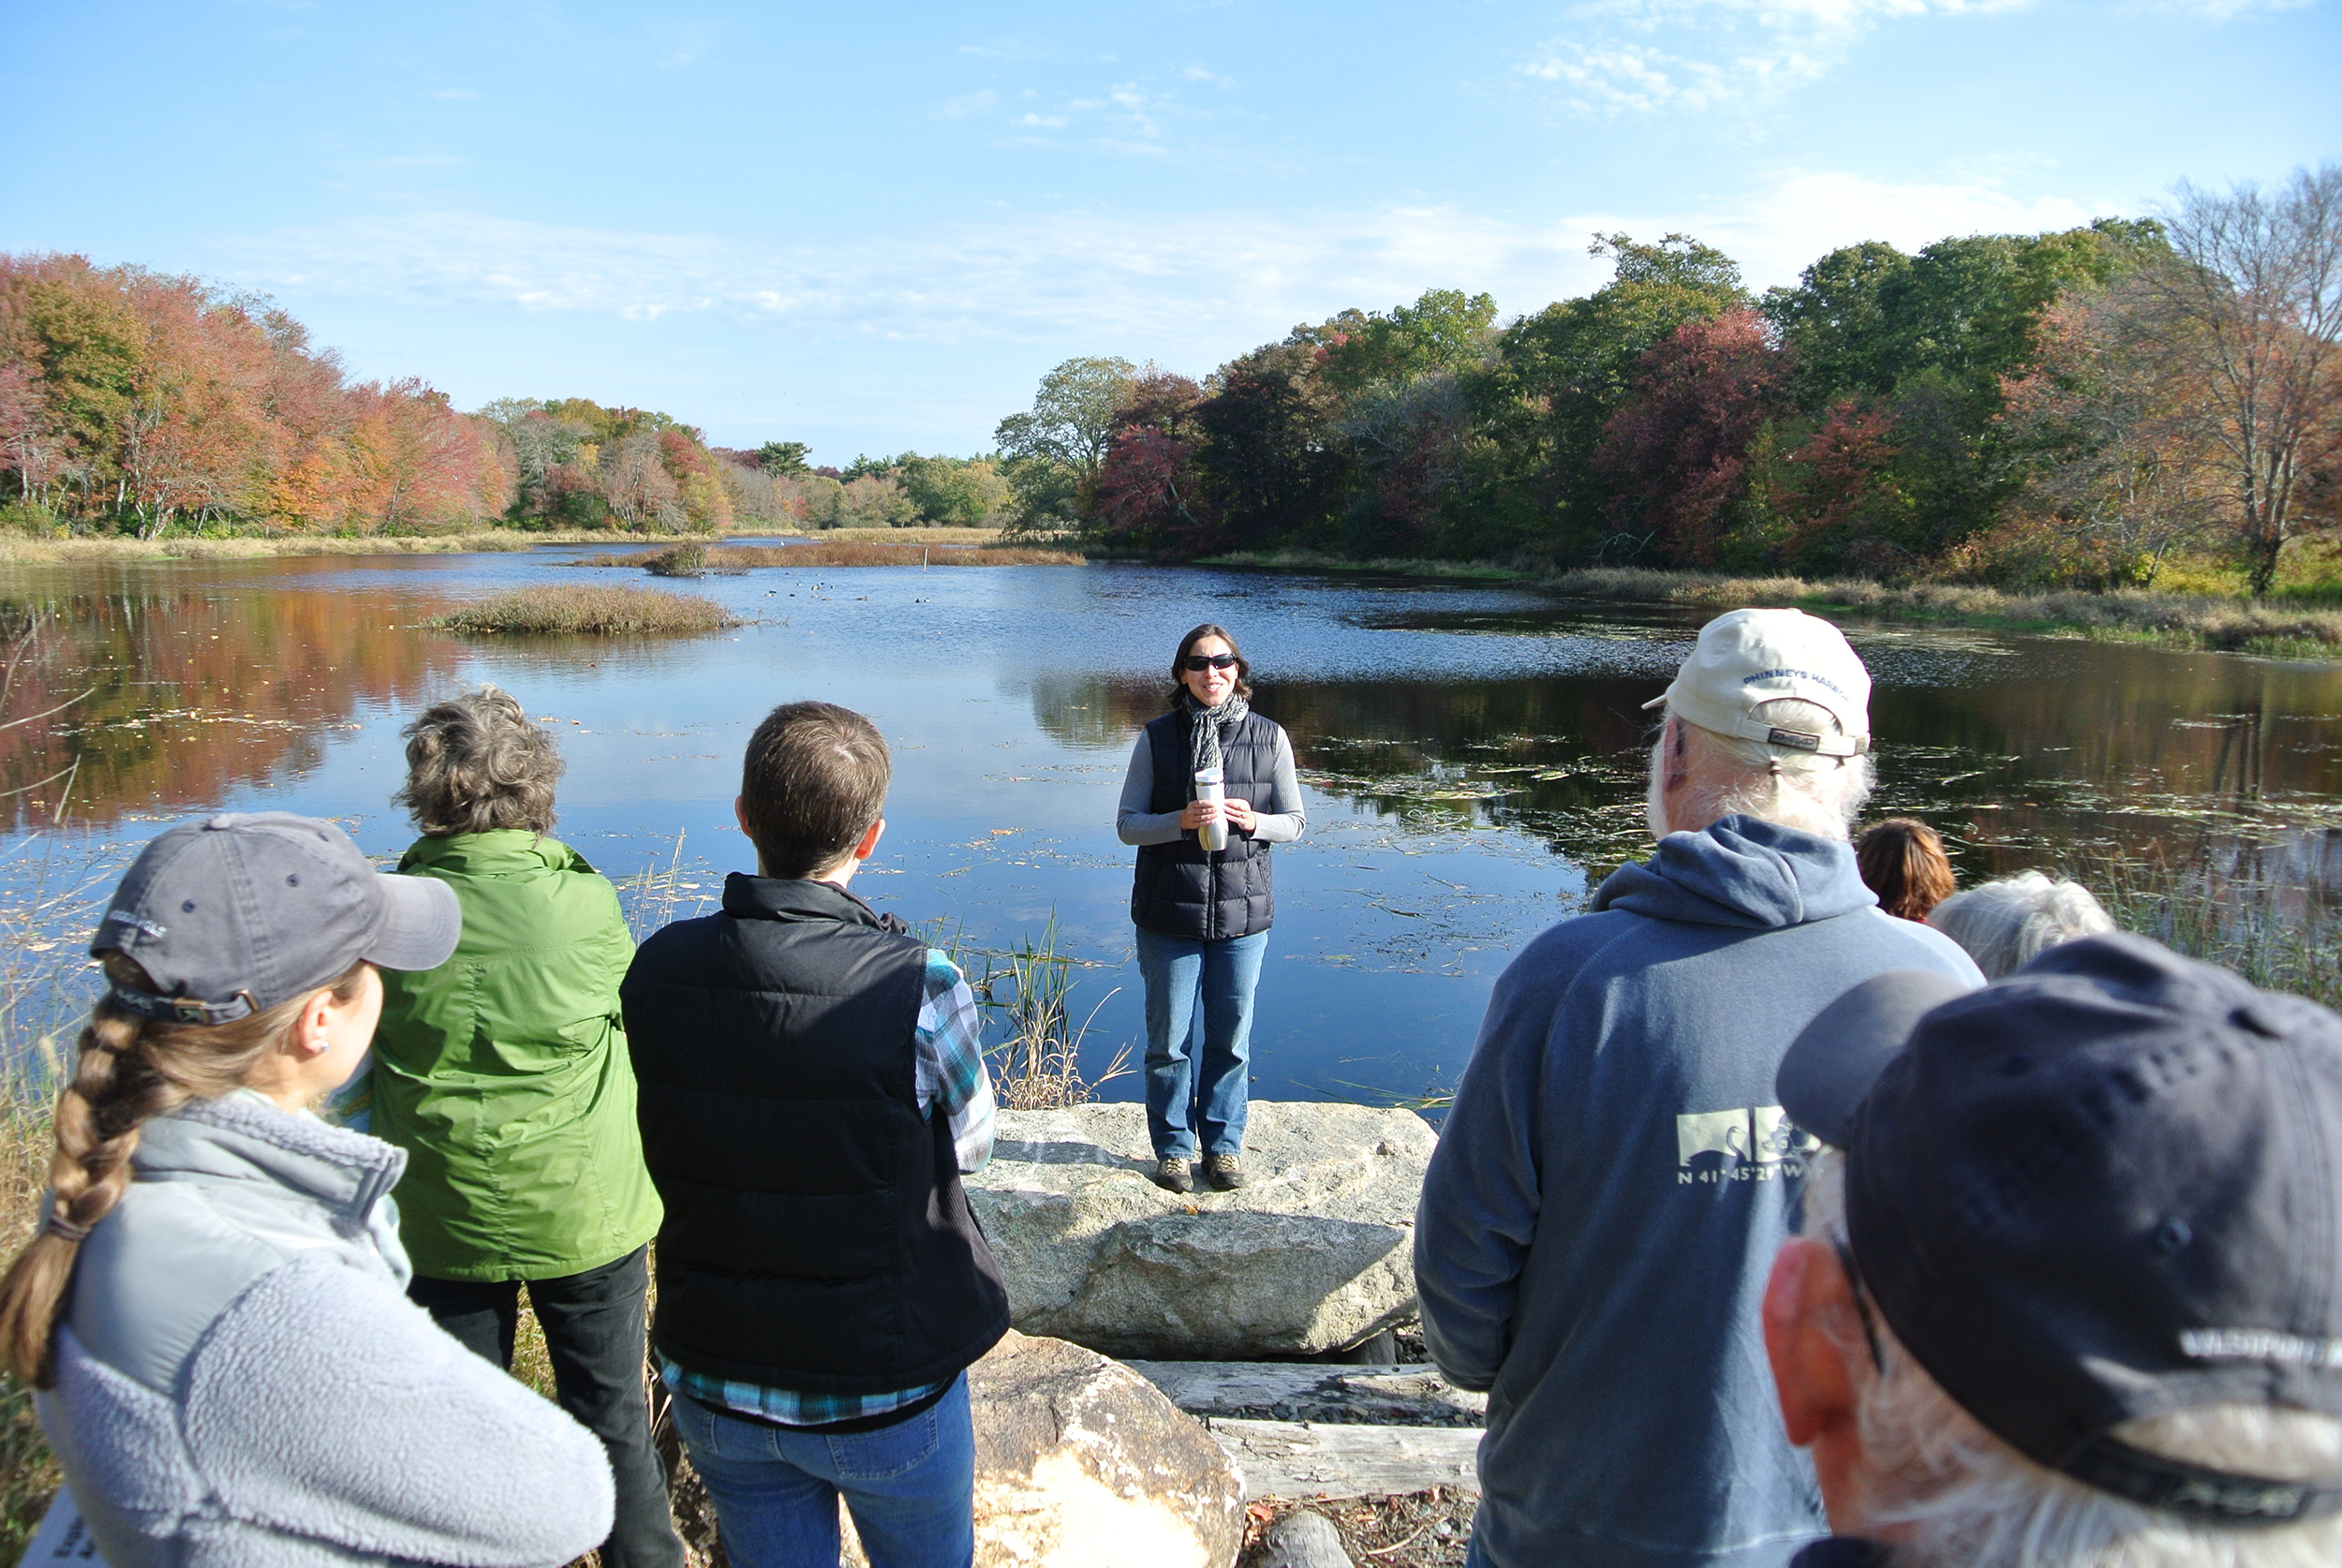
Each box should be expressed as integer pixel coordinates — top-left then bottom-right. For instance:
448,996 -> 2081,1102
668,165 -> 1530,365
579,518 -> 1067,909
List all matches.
408,1246 -> 686,1568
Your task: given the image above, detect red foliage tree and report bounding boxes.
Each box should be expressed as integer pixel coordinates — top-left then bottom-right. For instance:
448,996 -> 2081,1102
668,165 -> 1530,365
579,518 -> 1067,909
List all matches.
1090,364 -> 1210,551
1772,399 -> 1911,570
1596,307 -> 1788,565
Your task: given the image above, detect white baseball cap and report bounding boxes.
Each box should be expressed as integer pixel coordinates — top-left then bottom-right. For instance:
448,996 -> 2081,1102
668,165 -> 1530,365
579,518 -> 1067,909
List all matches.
1643,608 -> 1871,758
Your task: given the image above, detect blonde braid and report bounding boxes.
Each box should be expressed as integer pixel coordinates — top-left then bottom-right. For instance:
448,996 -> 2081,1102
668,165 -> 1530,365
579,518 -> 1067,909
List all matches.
0,954 -> 366,1388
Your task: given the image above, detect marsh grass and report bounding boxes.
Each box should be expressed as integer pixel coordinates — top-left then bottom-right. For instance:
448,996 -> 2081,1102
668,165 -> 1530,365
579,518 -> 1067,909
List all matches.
1549,567 -> 2342,654
915,913 -> 1132,1110
430,586 -> 740,637
0,529 -> 729,565
2079,851 -> 2342,1011
814,527 -> 1001,545
572,543 -> 1082,573
1202,554 -> 2342,657
0,1090 -> 58,1561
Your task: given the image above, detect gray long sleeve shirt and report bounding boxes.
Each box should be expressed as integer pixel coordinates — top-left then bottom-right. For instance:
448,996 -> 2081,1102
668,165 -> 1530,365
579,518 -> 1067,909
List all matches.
1116,727 -> 1306,848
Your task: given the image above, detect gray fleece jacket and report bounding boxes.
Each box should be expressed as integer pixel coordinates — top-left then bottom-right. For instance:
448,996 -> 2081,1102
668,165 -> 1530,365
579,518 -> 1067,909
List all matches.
37,1090 -> 614,1568
1415,817 -> 1982,1568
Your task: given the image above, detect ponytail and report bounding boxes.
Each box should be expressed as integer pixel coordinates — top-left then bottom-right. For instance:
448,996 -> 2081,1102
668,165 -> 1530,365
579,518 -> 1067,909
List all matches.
0,954 -> 367,1388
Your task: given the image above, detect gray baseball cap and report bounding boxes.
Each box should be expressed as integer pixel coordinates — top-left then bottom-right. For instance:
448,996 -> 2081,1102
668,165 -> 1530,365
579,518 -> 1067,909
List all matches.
93,812 -> 461,1024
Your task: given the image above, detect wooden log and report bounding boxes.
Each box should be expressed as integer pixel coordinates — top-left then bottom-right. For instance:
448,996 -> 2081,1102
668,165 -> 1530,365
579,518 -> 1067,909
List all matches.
1122,1360 -> 1486,1427
1202,1417 -> 1482,1501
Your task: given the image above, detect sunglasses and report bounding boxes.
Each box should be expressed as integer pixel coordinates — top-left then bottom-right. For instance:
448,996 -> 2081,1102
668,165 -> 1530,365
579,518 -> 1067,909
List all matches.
1182,654 -> 1238,672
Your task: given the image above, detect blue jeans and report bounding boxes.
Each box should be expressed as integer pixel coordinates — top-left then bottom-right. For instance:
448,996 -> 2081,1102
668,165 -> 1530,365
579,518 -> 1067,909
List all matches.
1135,925 -> 1268,1161
667,1374 -> 974,1568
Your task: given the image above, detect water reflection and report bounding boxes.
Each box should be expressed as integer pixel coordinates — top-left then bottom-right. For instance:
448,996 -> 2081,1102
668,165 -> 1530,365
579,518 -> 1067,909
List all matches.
10,554 -> 2342,1101
0,570 -> 467,829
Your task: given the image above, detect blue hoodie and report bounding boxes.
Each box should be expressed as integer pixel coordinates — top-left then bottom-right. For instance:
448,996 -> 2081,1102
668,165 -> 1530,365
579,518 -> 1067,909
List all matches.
1415,816 -> 1981,1568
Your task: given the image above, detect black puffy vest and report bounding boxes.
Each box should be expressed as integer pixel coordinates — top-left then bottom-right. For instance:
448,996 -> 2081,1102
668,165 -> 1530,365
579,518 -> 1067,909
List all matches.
621,875 -> 1009,1394
1130,708 -> 1281,941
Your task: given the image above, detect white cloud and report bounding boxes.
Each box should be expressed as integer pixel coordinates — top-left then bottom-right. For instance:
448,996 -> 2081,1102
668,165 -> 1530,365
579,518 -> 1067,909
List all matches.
2142,0 -> 2314,14
934,90 -> 999,119
1181,65 -> 1235,86
428,87 -> 481,101
215,170 -> 2118,362
1524,0 -> 2027,114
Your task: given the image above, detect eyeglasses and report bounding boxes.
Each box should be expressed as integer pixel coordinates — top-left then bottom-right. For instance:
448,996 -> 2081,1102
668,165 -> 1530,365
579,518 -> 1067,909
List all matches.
1182,654 -> 1238,672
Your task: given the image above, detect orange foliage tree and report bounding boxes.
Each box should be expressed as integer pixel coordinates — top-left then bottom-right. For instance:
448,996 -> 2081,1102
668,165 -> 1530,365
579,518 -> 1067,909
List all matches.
0,253 -> 508,534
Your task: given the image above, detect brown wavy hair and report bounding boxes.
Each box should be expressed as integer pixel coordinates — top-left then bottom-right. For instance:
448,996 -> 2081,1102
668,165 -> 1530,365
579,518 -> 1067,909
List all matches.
393,685 -> 564,837
1856,817 -> 1956,923
0,954 -> 369,1388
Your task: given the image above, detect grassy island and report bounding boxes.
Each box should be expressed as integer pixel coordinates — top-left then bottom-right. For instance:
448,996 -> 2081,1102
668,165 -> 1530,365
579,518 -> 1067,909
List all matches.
430,585 -> 739,637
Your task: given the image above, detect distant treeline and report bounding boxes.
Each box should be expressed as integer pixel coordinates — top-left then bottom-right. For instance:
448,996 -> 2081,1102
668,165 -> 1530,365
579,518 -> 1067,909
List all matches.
0,255 -> 1016,538
993,167 -> 2341,596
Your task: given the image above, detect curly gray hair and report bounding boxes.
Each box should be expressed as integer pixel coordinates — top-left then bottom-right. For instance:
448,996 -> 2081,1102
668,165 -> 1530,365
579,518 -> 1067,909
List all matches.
393,686 -> 564,837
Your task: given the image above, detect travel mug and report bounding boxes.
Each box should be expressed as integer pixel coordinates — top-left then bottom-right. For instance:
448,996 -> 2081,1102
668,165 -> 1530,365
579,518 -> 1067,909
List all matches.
1193,766 -> 1227,851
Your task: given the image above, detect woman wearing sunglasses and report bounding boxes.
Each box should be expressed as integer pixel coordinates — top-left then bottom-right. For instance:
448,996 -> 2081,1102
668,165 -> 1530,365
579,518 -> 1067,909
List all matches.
1116,623 -> 1306,1194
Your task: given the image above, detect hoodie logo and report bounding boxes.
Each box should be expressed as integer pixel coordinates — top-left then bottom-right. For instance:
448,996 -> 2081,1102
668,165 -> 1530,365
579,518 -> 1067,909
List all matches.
1677,1105 -> 1816,1186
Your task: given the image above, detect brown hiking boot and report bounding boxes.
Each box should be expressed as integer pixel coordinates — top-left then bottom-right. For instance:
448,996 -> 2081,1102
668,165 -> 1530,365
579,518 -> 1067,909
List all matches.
1203,1154 -> 1246,1191
1150,1157 -> 1193,1194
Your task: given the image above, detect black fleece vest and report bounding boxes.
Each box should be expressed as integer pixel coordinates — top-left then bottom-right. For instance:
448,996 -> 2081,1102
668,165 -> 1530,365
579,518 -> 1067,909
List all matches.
622,874 -> 1009,1394
1130,708 -> 1280,941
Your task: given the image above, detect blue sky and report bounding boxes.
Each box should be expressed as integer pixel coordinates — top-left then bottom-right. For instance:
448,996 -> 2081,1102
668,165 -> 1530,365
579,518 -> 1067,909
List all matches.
4,1 -> 2335,463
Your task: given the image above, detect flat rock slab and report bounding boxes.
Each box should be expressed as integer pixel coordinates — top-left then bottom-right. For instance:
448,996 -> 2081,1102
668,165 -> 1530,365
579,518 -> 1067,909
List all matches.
1125,1361 -> 1486,1428
1203,1419 -> 1483,1501
968,1102 -> 1436,1360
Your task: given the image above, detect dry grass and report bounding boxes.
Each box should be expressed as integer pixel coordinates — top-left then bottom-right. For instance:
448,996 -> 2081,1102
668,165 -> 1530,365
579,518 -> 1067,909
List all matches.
572,542 -> 1082,573
925,913 -> 1132,1112
0,528 -> 734,564
1548,567 -> 2342,654
1202,552 -> 2342,657
811,526 -> 1001,545
430,585 -> 740,637
0,1093 -> 59,1562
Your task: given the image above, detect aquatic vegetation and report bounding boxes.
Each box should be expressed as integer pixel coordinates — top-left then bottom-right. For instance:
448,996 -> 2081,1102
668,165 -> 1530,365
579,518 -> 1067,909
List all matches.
572,541 -> 1083,572
430,585 -> 739,636
1549,568 -> 2342,653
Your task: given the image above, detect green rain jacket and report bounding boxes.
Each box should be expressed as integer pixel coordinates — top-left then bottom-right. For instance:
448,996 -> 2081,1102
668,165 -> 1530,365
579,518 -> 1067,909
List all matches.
371,831 -> 662,1282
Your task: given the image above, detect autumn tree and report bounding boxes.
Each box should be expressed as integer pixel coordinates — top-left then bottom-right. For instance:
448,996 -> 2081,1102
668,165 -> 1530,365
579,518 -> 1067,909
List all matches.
1467,233 -> 1751,560
1595,307 -> 1789,566
1994,280 -> 2225,588
1090,364 -> 1208,552
1771,401 -> 1915,574
2142,165 -> 2342,595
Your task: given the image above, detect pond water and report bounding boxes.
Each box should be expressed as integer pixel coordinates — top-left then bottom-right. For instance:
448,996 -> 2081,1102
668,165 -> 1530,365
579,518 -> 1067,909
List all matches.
7,546 -> 2342,1112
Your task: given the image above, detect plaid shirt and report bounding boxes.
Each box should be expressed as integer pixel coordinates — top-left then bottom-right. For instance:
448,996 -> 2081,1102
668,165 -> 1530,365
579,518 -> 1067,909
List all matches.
660,947 -> 994,1427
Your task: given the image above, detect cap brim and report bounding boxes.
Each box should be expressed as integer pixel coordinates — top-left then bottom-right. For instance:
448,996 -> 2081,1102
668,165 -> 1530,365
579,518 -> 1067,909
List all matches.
1777,969 -> 1974,1146
365,874 -> 461,973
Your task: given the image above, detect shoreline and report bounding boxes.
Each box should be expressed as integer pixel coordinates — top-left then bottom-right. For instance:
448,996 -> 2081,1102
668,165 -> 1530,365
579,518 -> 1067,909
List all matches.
0,524 -> 1022,567
1200,552 -> 2342,659
0,528 -> 740,564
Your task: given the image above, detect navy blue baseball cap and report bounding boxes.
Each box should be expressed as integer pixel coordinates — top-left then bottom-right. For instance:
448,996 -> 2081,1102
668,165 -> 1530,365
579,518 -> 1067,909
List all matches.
1777,932 -> 2342,1527
94,812 -> 460,1024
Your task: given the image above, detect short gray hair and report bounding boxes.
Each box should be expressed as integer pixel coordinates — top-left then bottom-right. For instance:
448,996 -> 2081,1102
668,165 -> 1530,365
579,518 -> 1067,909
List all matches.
1647,699 -> 1874,840
393,686 -> 564,837
1926,871 -> 2113,979
1799,1154 -> 2342,1568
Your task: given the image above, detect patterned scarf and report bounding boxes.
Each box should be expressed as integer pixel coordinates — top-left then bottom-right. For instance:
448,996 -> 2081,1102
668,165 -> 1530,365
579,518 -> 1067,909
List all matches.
1178,688 -> 1251,786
